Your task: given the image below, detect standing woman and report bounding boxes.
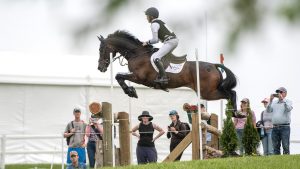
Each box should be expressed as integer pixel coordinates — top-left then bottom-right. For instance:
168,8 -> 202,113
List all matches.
85,117 -> 103,168
132,111 -> 165,164
233,98 -> 256,155
167,110 -> 187,161
260,98 -> 273,155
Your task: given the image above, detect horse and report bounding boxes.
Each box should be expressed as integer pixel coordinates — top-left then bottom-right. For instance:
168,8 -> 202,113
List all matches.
97,30 -> 238,111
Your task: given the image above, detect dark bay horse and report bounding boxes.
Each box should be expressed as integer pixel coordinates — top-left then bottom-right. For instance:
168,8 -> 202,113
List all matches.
97,30 -> 237,110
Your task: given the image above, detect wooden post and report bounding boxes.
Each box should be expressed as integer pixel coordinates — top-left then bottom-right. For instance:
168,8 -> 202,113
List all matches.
118,112 -> 131,166
205,145 -> 223,156
210,113 -> 219,150
192,113 -> 200,160
201,122 -> 207,158
163,132 -> 192,162
102,102 -> 113,166
95,140 -> 104,168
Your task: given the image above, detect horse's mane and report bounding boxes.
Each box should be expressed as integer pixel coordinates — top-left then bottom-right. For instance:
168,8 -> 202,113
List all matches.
108,30 -> 141,45
107,30 -> 154,50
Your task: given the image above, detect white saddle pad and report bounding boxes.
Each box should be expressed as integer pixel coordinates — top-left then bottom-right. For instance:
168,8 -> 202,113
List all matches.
150,59 -> 186,74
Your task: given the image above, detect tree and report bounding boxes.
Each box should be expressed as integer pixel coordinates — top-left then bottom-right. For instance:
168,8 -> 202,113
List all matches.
220,100 -> 238,157
242,112 -> 260,155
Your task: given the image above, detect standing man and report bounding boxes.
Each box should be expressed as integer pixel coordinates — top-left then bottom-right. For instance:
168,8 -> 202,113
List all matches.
267,87 -> 293,154
64,107 -> 87,165
142,7 -> 179,85
167,110 -> 187,161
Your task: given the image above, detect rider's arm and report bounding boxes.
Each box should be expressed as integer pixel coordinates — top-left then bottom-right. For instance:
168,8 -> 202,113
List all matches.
148,22 -> 160,44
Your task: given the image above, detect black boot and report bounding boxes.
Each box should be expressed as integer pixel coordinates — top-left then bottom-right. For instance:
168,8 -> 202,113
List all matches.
154,58 -> 169,84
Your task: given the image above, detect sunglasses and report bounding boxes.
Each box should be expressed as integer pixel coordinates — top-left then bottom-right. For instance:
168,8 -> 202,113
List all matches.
277,91 -> 284,94
71,155 -> 77,158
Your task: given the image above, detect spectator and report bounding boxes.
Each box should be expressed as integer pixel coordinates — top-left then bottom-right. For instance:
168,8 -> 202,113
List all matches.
233,98 -> 256,155
131,111 -> 165,164
267,87 -> 293,155
66,151 -> 86,169
64,107 -> 87,165
85,116 -> 103,168
260,98 -> 273,155
197,104 -> 211,145
167,110 -> 187,161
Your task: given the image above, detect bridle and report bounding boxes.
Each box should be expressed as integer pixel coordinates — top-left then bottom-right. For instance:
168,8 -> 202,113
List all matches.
99,39 -> 154,67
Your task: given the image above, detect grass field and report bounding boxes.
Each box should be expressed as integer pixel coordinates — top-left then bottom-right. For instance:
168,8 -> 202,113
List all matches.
6,155 -> 300,169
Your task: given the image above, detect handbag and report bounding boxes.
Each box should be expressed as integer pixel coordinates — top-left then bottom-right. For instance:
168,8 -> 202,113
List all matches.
256,111 -> 265,140
66,121 -> 74,145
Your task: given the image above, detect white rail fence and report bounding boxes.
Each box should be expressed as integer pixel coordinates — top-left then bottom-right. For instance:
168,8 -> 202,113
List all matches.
0,134 -> 65,169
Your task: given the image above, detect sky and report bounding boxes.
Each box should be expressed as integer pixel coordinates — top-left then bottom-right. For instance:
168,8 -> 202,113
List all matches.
0,0 -> 300,151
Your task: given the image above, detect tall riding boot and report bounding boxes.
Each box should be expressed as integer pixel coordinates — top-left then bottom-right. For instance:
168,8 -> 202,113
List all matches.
154,58 -> 169,84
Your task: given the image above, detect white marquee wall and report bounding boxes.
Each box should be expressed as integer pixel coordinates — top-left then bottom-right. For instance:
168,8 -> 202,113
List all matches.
0,76 -> 198,164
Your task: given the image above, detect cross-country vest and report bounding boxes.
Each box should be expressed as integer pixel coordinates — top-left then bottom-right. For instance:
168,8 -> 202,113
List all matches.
152,19 -> 176,42
138,122 -> 155,147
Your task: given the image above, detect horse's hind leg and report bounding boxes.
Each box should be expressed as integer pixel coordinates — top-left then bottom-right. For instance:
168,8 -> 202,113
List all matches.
115,73 -> 138,98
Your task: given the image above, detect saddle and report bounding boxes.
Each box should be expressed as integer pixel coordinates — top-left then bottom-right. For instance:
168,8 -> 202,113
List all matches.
152,48 -> 187,69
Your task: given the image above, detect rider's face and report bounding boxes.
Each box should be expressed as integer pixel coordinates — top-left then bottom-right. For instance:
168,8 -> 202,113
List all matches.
146,15 -> 152,23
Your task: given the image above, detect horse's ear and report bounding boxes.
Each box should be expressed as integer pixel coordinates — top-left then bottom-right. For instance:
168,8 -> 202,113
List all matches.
97,35 -> 104,42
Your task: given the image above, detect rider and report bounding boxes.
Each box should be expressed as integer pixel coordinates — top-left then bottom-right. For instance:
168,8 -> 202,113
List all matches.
142,7 -> 179,85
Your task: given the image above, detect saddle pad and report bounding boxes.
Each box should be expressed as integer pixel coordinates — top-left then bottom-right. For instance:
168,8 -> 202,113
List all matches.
150,59 -> 186,74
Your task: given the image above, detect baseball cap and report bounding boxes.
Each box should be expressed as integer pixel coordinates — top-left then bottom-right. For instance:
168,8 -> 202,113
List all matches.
169,110 -> 178,116
275,87 -> 287,93
73,107 -> 81,113
261,98 -> 269,103
70,151 -> 78,156
241,98 -> 249,103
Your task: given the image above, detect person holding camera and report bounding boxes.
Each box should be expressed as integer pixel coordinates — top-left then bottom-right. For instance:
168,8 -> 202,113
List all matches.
85,117 -> 103,168
267,87 -> 293,155
131,111 -> 165,164
167,110 -> 187,161
233,98 -> 256,155
64,107 -> 87,165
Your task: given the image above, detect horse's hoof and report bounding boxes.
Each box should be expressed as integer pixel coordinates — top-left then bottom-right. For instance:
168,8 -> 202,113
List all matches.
127,87 -> 138,98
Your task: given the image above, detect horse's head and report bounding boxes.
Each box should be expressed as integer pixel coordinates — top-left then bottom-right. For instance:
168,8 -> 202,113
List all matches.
97,35 -> 114,72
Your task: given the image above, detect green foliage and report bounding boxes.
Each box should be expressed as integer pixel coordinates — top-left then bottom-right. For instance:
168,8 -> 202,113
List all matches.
220,100 -> 238,156
226,0 -> 261,52
242,112 -> 260,155
278,0 -> 300,23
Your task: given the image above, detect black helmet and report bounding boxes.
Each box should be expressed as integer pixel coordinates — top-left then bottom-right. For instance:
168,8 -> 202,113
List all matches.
145,7 -> 159,18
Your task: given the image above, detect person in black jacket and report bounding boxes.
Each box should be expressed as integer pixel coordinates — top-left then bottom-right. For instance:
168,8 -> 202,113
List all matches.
132,111 -> 165,164
167,110 -> 187,161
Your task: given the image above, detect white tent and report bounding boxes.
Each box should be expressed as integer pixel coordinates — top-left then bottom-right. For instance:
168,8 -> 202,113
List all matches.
0,52 -> 200,164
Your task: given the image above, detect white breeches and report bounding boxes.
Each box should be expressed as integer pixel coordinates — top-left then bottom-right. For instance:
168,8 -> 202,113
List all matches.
151,38 -> 179,61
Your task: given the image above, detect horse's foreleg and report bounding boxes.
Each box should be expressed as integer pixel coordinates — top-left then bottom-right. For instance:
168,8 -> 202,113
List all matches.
115,73 -> 138,98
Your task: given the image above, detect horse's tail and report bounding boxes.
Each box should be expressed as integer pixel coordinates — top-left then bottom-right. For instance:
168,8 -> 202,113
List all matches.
215,64 -> 237,91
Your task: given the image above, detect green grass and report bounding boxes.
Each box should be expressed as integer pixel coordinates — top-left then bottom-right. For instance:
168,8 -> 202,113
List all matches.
6,155 -> 300,169
5,164 -> 64,169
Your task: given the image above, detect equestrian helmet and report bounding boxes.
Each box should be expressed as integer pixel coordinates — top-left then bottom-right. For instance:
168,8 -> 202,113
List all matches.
145,7 -> 159,18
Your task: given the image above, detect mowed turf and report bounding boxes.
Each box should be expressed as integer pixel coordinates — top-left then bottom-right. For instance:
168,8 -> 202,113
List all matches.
6,155 -> 300,169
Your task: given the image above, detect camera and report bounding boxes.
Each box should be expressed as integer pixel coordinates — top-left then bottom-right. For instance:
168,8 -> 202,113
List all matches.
90,118 -> 98,124
272,93 -> 279,97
